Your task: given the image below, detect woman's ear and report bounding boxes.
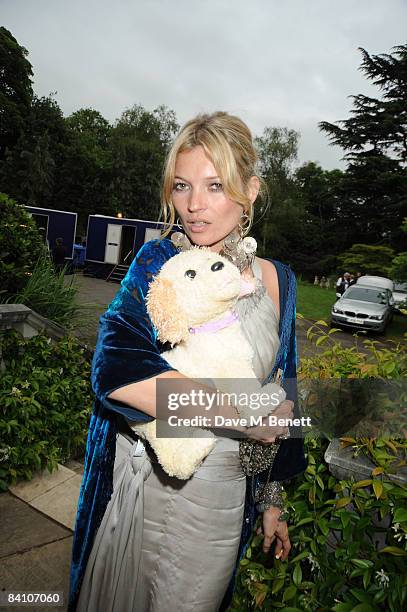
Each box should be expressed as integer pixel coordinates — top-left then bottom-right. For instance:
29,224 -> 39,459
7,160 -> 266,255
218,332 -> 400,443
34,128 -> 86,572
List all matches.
248,175 -> 260,204
146,277 -> 189,346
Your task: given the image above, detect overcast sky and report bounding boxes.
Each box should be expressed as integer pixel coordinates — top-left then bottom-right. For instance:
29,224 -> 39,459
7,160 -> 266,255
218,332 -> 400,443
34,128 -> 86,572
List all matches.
2,0 -> 406,169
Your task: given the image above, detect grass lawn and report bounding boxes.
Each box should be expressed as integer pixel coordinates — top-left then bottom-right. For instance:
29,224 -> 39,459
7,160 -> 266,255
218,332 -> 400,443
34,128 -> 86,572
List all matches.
296,280 -> 407,340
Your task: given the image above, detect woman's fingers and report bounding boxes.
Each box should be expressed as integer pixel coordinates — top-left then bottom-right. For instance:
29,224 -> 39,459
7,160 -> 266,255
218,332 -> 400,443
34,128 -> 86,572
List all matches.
246,399 -> 294,442
259,399 -> 293,442
274,535 -> 291,560
263,533 -> 275,553
274,522 -> 292,561
274,399 -> 294,419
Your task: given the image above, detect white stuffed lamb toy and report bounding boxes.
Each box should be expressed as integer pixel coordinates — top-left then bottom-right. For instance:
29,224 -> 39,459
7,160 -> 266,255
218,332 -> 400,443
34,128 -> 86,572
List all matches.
128,248 -> 286,479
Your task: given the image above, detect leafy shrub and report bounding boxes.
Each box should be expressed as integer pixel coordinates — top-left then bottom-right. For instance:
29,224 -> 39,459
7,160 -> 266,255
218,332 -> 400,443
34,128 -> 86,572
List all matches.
3,252 -> 96,329
0,329 -> 93,489
232,437 -> 407,611
231,319 -> 407,611
299,319 -> 406,440
0,192 -> 46,297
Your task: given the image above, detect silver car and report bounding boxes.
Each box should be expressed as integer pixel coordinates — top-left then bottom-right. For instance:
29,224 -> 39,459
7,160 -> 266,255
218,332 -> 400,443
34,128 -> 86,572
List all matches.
331,285 -> 393,333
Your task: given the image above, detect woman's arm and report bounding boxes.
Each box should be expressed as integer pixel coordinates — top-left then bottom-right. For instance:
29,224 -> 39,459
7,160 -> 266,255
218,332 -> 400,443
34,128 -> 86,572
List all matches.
96,241 -> 293,437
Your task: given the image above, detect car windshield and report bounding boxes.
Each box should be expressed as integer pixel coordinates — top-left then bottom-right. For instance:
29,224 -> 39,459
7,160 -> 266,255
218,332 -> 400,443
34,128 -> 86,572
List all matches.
343,287 -> 388,304
394,282 -> 407,293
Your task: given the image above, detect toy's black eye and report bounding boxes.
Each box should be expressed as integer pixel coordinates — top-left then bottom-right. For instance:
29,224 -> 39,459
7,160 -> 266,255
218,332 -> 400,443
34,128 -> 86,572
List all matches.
185,269 -> 196,279
211,261 -> 224,272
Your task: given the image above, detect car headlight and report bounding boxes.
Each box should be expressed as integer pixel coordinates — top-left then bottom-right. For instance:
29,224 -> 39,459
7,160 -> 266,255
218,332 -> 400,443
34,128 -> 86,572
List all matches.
332,306 -> 344,314
370,314 -> 384,320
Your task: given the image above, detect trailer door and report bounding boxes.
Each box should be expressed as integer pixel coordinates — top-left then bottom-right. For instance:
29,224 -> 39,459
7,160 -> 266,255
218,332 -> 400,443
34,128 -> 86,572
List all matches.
104,224 -> 122,264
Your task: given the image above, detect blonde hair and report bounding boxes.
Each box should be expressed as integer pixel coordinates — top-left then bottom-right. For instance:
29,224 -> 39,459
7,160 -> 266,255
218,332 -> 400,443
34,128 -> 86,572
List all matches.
160,111 -> 265,238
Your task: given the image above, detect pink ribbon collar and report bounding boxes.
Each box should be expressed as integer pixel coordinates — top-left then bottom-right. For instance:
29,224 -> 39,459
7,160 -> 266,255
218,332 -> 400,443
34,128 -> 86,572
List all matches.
189,311 -> 238,334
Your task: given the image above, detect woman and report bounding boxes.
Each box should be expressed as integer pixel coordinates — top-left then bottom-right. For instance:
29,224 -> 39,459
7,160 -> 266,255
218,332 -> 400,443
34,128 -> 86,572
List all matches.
69,112 -> 307,611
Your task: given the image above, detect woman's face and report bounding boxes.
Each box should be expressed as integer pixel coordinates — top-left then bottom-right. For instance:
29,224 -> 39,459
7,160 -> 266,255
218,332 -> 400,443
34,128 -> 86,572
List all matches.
172,145 -> 252,253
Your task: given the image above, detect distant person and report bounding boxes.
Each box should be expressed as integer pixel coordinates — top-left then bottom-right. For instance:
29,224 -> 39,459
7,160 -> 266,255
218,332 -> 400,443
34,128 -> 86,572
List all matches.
349,274 -> 357,286
313,275 -> 319,286
52,237 -> 68,273
319,276 -> 328,289
336,272 -> 351,296
355,272 -> 362,283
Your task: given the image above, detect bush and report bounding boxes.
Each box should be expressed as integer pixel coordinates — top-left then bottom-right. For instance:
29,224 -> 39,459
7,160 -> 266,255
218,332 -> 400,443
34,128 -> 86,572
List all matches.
231,319 -> 407,611
232,437 -> 407,611
0,329 -> 93,489
0,192 -> 46,297
3,252 -> 96,329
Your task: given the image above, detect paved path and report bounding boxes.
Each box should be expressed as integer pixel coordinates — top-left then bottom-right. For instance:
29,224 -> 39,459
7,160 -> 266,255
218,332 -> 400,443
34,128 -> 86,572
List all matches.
67,273 -> 118,347
0,461 -> 83,612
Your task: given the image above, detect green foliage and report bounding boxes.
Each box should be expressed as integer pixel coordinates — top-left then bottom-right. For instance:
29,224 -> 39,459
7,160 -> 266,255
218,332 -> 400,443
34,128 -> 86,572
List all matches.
0,329 -> 93,490
108,104 -> 179,221
231,324 -> 407,610
0,192 -> 46,296
0,94 -> 68,209
293,162 -> 346,275
300,319 -> 406,380
254,127 -> 301,262
58,108 -> 112,230
319,45 -> 407,252
338,243 -> 395,277
391,252 -> 407,283
0,27 -> 33,159
391,219 -> 407,282
232,437 -> 407,611
3,252 -> 96,329
300,320 -> 406,439
65,108 -> 111,148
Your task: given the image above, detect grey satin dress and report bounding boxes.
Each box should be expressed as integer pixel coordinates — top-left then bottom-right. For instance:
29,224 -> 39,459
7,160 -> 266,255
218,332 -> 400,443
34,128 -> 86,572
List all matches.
77,258 -> 280,612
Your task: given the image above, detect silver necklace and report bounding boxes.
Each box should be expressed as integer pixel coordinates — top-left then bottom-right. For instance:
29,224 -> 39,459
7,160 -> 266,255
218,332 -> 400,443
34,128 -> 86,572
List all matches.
170,229 -> 257,274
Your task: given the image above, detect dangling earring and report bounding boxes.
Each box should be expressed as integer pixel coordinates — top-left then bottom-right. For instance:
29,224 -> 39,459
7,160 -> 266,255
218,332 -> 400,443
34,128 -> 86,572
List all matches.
175,216 -> 183,228
220,209 -> 257,272
171,209 -> 257,273
238,211 -> 250,238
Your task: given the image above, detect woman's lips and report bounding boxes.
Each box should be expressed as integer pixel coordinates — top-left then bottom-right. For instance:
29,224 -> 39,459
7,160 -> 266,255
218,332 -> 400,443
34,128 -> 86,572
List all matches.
187,221 -> 210,233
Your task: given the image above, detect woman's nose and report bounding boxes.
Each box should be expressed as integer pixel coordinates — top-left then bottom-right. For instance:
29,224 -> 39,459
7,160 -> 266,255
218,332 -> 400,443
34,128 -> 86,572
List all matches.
187,189 -> 207,212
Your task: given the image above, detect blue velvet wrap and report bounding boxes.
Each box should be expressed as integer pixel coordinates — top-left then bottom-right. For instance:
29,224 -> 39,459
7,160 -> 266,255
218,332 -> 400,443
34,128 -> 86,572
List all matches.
68,238 -> 307,611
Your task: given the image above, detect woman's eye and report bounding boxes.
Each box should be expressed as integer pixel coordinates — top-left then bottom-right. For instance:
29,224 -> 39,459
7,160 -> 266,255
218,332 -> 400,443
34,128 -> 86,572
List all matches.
209,182 -> 223,192
173,182 -> 189,192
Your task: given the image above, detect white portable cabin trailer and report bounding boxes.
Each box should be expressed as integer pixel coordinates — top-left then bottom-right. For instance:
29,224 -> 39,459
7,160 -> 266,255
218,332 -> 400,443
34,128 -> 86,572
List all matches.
85,214 -> 174,265
85,215 -> 179,280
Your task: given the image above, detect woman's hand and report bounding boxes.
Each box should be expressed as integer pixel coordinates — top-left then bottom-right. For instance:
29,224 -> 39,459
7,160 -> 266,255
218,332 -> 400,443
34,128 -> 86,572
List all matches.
256,506 -> 291,559
245,399 -> 294,443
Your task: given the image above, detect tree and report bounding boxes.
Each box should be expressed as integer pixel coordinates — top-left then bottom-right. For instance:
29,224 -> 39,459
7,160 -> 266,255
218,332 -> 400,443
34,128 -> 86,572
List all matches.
20,132 -> 55,206
319,45 -> 407,251
391,218 -> 407,281
338,243 -> 395,277
108,104 -> 178,220
0,95 -> 67,208
65,108 -> 111,148
254,127 -> 300,260
56,109 -> 112,231
293,162 -> 348,275
0,192 -> 46,296
0,27 -> 33,160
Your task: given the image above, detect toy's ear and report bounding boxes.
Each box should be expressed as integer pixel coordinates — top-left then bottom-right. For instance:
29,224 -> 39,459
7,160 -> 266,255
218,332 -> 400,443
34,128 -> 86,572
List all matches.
146,277 -> 189,346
